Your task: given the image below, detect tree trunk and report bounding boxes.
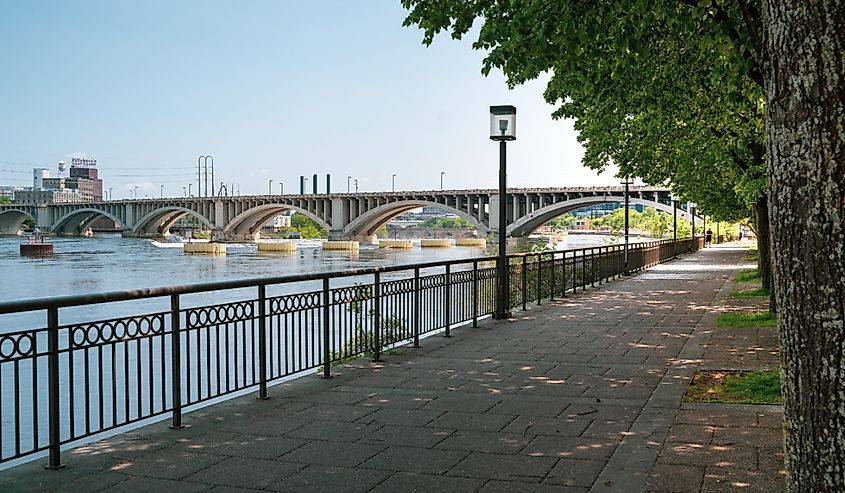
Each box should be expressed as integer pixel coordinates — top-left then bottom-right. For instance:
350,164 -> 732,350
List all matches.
754,196 -> 772,291
764,1 -> 845,491
754,196 -> 776,313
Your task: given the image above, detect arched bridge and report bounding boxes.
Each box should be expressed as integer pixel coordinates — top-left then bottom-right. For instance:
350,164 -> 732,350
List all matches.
0,186 -> 700,241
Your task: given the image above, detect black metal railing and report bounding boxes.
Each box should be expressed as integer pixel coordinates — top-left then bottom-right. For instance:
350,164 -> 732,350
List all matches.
0,238 -> 700,468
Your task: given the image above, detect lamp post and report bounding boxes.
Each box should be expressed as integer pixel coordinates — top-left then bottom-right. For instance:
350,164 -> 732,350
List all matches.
689,202 -> 698,247
160,185 -> 164,198
133,185 -> 138,200
188,184 -> 193,197
279,182 -> 284,195
109,188 -> 113,201
622,177 -> 633,274
671,193 -> 679,258
268,180 -> 273,195
440,171 -> 445,190
392,174 -> 396,192
490,105 -> 516,320
354,179 -> 358,193
183,186 -> 187,197
304,177 -> 309,194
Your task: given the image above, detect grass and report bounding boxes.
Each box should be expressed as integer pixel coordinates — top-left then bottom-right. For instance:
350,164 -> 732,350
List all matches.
746,249 -> 759,261
730,287 -> 770,299
685,370 -> 782,404
715,310 -> 778,327
734,268 -> 762,284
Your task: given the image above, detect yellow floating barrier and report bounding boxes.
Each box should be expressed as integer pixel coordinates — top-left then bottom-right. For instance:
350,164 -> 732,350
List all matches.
378,239 -> 413,249
322,240 -> 359,251
257,241 -> 297,253
455,238 -> 486,248
184,242 -> 227,255
420,239 -> 452,248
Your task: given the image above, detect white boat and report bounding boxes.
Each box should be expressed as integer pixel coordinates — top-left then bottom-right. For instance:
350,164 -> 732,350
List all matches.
150,235 -> 211,249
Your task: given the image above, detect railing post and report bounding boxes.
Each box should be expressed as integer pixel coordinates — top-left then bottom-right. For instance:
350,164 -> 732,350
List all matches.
582,248 -> 587,289
598,248 -> 604,285
257,285 -> 270,397
572,250 -> 578,294
561,252 -> 567,298
413,267 -> 421,347
169,294 -> 185,429
536,253 -> 542,306
549,253 -> 555,301
521,255 -> 527,310
444,264 -> 452,337
322,278 -> 332,378
471,261 -> 478,328
372,272 -> 382,362
45,307 -> 63,470
591,248 -> 596,287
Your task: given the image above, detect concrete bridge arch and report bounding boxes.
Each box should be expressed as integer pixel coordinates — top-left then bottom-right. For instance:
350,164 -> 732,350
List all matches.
223,204 -> 331,241
132,206 -> 214,237
508,196 -> 698,237
0,208 -> 35,235
342,200 -> 488,241
51,208 -> 124,236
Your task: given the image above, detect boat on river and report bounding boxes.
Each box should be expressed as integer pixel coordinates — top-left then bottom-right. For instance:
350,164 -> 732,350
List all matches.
150,235 -> 210,249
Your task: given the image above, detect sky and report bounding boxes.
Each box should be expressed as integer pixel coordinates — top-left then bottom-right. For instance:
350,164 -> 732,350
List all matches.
0,1 -> 622,198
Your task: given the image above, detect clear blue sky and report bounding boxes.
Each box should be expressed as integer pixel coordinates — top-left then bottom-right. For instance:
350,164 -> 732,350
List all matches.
0,1 -> 621,198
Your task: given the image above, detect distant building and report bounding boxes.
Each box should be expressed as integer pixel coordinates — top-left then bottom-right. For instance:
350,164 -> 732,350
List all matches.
14,189 -> 85,205
570,217 -> 592,230
0,185 -> 23,199
18,158 -> 104,204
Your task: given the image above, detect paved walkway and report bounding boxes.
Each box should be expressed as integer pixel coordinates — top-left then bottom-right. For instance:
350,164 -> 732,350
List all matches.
1,244 -> 785,492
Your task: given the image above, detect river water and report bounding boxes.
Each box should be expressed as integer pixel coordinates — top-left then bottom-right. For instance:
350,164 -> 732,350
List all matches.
0,232 -> 621,465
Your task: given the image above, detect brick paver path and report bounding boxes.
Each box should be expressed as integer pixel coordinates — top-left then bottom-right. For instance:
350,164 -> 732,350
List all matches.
1,244 -> 785,492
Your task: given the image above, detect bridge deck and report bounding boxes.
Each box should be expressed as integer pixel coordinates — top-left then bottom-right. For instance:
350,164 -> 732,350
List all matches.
0,244 -> 783,492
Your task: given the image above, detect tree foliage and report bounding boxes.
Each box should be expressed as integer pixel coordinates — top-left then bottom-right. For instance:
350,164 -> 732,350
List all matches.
401,0 -> 765,221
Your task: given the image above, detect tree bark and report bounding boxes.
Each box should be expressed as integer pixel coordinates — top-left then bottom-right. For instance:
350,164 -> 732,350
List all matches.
754,196 -> 776,313
764,1 -> 845,491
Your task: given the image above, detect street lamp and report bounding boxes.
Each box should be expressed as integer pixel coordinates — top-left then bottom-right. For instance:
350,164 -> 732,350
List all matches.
269,180 -> 273,195
109,188 -> 113,201
347,176 -> 352,193
183,186 -> 187,197
279,182 -> 284,195
490,105 -> 516,320
622,177 -> 633,274
688,201 -> 698,245
392,174 -> 396,192
304,177 -> 309,194
354,179 -> 358,193
189,184 -> 193,197
133,185 -> 138,200
160,185 -> 164,198
670,192 -> 679,258
440,171 -> 445,190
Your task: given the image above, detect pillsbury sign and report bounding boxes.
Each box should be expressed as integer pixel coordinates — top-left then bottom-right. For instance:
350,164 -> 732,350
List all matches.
71,157 -> 97,167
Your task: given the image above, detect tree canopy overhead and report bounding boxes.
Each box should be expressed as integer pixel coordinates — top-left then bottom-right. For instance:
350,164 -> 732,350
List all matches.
402,0 -> 765,221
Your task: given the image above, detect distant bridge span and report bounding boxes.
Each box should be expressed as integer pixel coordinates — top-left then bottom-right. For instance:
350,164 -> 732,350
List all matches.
0,186 -> 700,241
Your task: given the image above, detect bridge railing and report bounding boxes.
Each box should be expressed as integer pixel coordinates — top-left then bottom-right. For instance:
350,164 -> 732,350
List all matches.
0,238 -> 699,469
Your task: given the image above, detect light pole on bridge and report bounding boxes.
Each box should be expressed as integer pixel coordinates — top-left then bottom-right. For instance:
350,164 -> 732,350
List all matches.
269,180 -> 273,195
392,174 -> 396,192
354,179 -> 358,193
347,176 -> 352,193
490,105 -> 516,320
440,171 -> 445,191
279,182 -> 284,195
109,188 -> 113,201
133,185 -> 138,200
188,184 -> 193,197
160,185 -> 164,199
